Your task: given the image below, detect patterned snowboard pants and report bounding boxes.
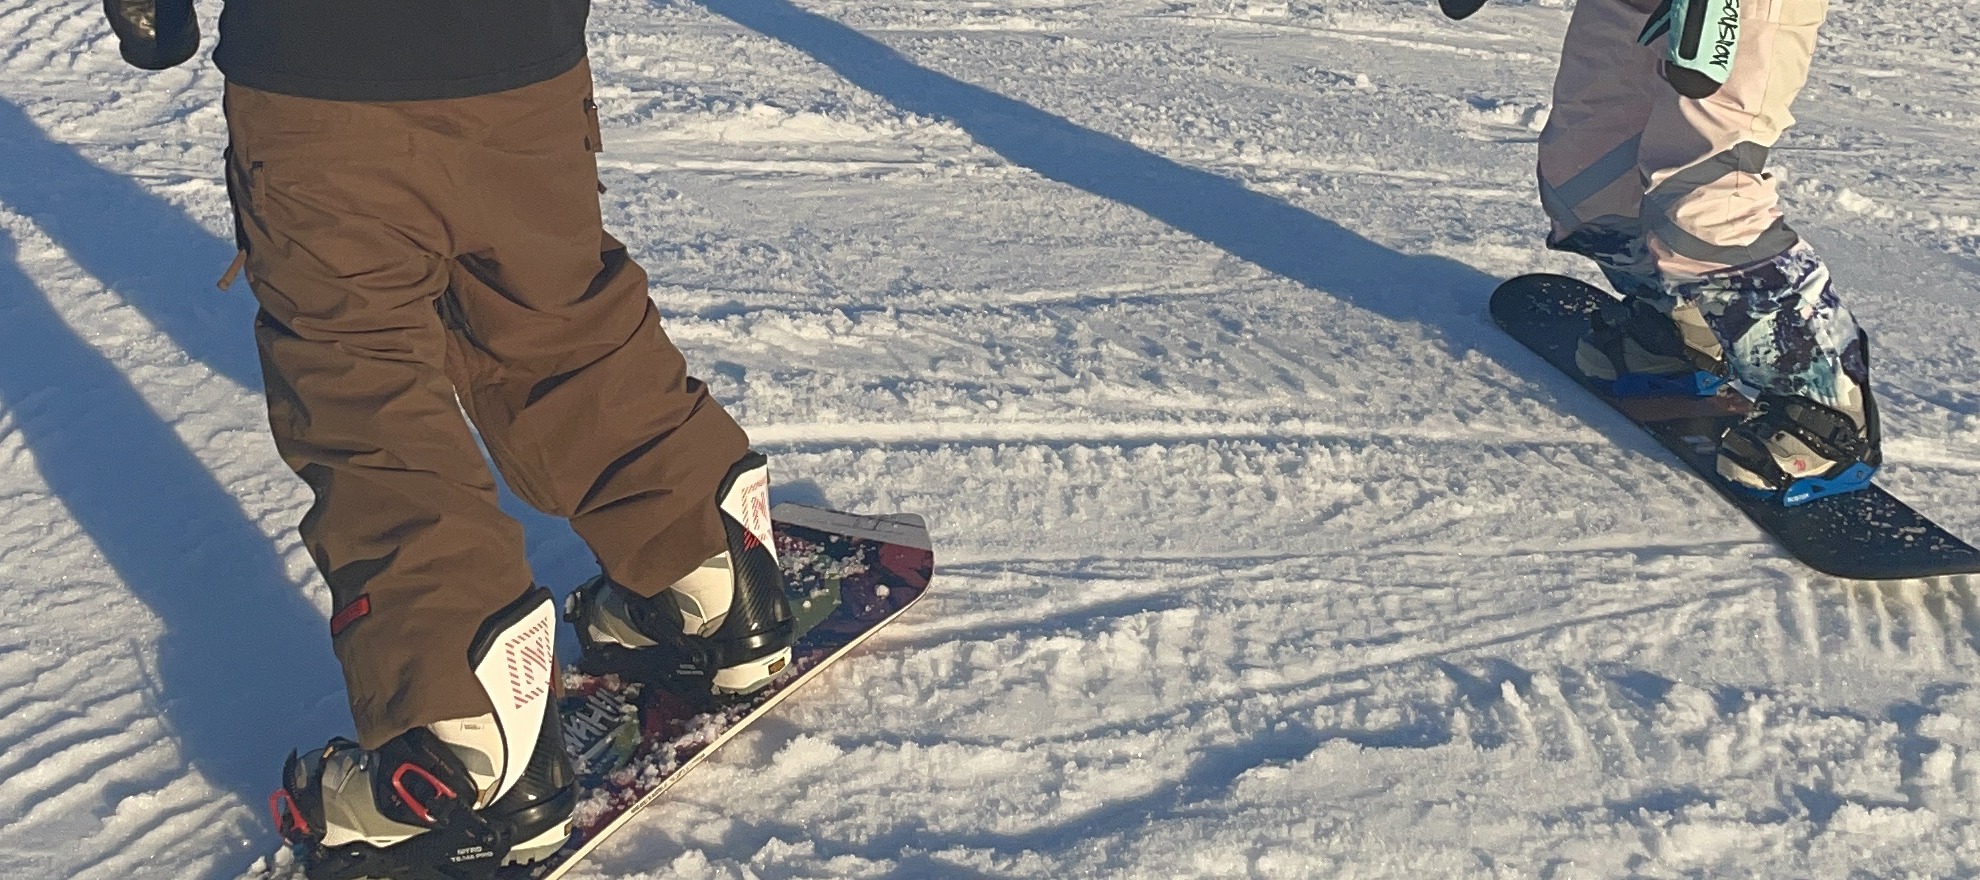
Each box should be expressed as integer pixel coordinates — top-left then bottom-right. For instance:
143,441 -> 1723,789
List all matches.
1536,0 -> 1868,408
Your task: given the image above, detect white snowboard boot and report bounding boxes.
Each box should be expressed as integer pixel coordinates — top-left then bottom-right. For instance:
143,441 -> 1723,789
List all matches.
271,587 -> 576,879
566,452 -> 796,696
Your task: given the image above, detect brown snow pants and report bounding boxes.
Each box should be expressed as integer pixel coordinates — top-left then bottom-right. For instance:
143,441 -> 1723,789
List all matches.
224,59 -> 749,748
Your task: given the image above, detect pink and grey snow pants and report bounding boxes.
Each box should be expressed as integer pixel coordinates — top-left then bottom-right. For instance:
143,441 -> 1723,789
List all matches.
1536,0 -> 1873,411
224,60 -> 748,748
1537,0 -> 1828,280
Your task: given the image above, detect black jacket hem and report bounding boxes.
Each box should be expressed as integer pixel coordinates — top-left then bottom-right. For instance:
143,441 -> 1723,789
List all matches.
216,47 -> 586,103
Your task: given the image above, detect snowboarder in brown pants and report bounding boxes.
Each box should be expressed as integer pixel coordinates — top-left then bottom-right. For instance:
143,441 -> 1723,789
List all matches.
106,0 -> 796,874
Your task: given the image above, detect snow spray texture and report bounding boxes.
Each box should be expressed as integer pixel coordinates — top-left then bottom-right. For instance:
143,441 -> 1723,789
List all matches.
1640,0 -> 1741,98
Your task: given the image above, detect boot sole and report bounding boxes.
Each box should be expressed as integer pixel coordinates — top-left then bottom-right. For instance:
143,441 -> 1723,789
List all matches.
712,646 -> 794,694
504,819 -> 574,865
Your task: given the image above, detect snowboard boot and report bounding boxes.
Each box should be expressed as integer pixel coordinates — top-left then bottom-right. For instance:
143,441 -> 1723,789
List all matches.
1717,335 -> 1882,507
271,587 -> 577,880
1575,294 -> 1729,397
566,451 -> 796,698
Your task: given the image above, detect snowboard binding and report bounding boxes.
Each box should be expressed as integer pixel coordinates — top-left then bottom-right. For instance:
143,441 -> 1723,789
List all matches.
566,452 -> 798,703
1576,294 -> 1729,400
271,587 -> 577,880
272,733 -> 508,880
1718,391 -> 1882,508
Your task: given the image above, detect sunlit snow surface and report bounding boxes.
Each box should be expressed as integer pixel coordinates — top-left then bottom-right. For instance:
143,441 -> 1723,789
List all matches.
2,0 -> 1979,877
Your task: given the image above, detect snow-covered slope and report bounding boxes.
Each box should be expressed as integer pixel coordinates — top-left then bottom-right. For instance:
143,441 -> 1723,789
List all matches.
1,0 -> 1977,877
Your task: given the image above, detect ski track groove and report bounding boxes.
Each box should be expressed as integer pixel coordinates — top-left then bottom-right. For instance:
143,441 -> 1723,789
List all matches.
749,418 -> 1621,457
0,1 -> 79,63
1898,582 -> 1950,672
0,654 -> 102,739
655,280 -> 1246,321
69,778 -> 240,880
0,663 -> 64,726
1582,669 -> 1649,778
1868,581 -> 1902,661
1789,578 -> 1823,659
22,5 -> 98,77
1947,575 -> 1980,662
1543,673 -> 1599,768
991,581 -> 1779,755
12,727 -> 166,829
1155,14 -> 1551,62
0,688 -> 152,816
937,567 -> 1980,846
1774,574 -> 1805,685
890,551 -> 1734,671
1924,581 -> 1973,669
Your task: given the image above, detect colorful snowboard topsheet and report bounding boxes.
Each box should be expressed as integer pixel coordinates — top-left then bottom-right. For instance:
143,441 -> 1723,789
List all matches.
500,504 -> 934,879
1491,273 -> 1980,581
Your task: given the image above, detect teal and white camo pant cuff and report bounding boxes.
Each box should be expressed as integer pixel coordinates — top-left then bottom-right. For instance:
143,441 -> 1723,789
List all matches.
1669,243 -> 1868,411
1553,226 -> 1869,411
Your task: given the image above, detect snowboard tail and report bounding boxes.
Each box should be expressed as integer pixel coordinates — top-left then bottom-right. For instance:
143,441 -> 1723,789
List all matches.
1491,273 -> 1980,581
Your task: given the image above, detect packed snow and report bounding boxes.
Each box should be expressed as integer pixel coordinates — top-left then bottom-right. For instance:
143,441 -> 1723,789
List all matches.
2,0 -> 1978,877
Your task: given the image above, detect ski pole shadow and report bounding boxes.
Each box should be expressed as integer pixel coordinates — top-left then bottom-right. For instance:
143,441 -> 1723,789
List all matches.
0,101 -> 340,877
695,0 -> 1511,359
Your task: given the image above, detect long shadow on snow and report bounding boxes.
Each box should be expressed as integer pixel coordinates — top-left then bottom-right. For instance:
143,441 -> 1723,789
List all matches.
0,101 -> 341,877
697,0 -> 1511,359
0,227 -> 336,875
0,101 -> 259,388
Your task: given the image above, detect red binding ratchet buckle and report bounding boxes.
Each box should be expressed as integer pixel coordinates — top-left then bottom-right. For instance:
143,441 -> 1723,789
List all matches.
269,788 -> 311,842
390,762 -> 460,824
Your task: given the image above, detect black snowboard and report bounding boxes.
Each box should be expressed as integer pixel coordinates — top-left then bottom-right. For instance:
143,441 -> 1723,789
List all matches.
1491,273 -> 1980,581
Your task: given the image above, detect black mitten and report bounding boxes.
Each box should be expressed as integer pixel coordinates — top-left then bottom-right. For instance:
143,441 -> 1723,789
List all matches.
104,0 -> 199,70
1439,0 -> 1489,20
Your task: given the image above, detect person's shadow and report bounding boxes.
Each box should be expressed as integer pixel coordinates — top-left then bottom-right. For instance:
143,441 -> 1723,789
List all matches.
697,0 -> 1517,359
0,98 -> 341,878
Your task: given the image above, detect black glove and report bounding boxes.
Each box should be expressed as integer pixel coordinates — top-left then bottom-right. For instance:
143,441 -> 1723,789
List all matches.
104,0 -> 200,70
1439,0 -> 1489,20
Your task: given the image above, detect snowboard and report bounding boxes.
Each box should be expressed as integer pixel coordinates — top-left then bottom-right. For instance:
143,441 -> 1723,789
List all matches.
1491,273 -> 1980,581
500,503 -> 934,879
